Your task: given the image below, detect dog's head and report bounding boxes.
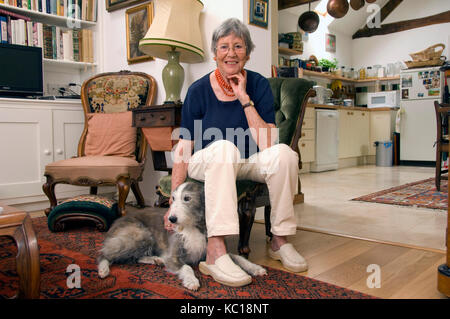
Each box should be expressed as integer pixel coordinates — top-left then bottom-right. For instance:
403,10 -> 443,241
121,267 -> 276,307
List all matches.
169,182 -> 205,232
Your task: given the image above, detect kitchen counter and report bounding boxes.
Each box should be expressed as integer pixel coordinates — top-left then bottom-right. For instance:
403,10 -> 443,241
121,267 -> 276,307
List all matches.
307,103 -> 399,112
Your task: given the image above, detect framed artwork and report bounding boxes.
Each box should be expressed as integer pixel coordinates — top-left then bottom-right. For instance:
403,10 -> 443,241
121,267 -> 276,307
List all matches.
126,2 -> 154,64
248,0 -> 269,29
106,0 -> 148,13
325,33 -> 336,53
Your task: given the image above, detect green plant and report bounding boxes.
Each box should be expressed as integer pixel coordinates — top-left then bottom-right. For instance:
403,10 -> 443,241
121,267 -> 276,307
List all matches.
319,58 -> 338,69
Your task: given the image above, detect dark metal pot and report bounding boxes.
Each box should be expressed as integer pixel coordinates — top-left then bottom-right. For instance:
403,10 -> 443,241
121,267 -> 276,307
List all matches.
298,6 -> 320,33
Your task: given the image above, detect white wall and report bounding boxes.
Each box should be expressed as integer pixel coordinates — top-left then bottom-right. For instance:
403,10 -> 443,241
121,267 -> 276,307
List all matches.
351,0 -> 450,69
100,0 -> 273,205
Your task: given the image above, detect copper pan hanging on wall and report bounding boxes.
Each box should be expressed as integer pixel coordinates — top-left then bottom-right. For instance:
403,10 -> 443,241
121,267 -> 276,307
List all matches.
327,0 -> 349,19
350,0 -> 365,11
366,0 -> 376,3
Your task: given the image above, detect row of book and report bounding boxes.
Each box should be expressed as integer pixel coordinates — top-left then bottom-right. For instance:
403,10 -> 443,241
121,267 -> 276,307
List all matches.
0,0 -> 97,22
271,66 -> 299,78
0,14 -> 93,62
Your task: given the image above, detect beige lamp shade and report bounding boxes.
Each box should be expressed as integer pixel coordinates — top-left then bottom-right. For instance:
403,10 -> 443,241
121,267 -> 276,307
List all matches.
139,0 -> 205,63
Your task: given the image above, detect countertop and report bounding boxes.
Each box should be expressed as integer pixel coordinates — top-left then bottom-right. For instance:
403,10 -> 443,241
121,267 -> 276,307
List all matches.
307,103 -> 399,112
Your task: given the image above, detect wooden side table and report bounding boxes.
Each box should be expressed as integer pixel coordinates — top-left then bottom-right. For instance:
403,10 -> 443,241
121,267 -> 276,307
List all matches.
132,103 -> 182,171
0,204 -> 40,299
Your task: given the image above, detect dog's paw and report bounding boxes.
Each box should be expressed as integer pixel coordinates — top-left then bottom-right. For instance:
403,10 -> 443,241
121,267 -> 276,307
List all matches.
98,259 -> 110,278
253,265 -> 268,276
138,256 -> 164,265
183,277 -> 200,291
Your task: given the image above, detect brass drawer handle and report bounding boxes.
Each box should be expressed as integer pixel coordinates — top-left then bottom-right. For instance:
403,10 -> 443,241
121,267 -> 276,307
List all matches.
301,143 -> 306,147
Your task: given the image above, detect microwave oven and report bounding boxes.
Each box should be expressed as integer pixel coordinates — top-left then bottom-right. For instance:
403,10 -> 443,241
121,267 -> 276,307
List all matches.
367,91 -> 400,108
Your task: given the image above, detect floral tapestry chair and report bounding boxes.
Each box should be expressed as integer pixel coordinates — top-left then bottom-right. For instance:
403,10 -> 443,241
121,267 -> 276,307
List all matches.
43,70 -> 156,221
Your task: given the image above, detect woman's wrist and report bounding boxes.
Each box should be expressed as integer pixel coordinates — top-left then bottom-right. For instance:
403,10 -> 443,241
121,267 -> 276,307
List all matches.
239,94 -> 250,106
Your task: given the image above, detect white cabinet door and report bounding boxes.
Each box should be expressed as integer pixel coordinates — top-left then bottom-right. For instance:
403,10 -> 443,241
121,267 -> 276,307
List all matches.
0,108 -> 53,199
53,109 -> 85,161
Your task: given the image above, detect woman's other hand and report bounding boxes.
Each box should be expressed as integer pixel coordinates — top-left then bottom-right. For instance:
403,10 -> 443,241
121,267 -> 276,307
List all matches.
227,72 -> 250,105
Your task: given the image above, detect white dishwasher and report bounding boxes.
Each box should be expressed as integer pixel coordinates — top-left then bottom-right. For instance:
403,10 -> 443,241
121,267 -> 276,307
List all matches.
310,109 -> 339,172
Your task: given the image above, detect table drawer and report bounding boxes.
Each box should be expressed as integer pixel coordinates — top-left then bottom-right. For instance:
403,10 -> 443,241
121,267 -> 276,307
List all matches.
132,105 -> 182,128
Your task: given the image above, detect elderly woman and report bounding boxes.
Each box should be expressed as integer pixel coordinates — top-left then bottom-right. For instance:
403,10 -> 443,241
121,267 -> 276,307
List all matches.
164,18 -> 307,287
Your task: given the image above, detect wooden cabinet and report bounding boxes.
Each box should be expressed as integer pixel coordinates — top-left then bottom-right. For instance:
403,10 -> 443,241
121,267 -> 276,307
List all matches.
298,107 -> 315,163
0,98 -> 85,206
338,109 -> 370,158
369,110 -> 397,156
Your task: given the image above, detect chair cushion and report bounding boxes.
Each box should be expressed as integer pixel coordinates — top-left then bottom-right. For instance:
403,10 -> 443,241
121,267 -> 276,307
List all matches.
47,195 -> 119,232
45,156 -> 143,183
84,111 -> 136,158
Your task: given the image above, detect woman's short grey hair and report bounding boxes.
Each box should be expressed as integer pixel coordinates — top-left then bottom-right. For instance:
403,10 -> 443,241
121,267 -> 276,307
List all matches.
211,18 -> 255,56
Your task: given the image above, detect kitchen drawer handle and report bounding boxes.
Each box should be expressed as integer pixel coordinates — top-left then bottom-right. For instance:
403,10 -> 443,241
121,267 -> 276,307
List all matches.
301,132 -> 306,137
301,143 -> 306,147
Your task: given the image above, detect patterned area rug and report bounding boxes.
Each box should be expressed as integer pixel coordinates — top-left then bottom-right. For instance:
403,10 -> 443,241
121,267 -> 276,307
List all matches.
352,177 -> 447,210
0,217 -> 374,299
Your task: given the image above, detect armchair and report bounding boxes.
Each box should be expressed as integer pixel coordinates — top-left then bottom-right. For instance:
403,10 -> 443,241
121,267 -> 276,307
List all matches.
156,77 -> 315,257
43,70 -> 156,218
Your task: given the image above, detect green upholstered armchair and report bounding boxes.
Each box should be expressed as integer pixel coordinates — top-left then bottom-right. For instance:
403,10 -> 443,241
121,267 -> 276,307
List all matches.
156,77 -> 315,257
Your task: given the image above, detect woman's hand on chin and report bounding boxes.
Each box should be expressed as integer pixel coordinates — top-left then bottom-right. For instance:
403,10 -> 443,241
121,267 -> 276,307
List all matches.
227,72 -> 250,105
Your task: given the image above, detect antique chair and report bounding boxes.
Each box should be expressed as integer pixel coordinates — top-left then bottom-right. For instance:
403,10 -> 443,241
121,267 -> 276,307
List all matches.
156,78 -> 315,257
43,70 -> 156,219
434,101 -> 450,191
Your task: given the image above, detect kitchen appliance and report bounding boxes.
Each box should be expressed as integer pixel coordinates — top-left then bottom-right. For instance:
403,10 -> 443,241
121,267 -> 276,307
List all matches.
367,91 -> 400,108
313,85 -> 333,104
310,109 -> 339,172
400,66 -> 444,162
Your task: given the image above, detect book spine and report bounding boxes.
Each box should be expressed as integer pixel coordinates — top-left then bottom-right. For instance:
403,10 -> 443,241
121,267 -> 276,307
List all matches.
0,16 -> 7,43
72,28 -> 79,61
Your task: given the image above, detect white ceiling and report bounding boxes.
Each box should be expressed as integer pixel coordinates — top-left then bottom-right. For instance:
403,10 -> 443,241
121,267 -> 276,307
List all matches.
283,0 -> 390,37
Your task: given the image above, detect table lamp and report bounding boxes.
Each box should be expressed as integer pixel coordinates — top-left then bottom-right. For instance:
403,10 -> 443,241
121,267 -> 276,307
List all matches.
139,0 -> 205,104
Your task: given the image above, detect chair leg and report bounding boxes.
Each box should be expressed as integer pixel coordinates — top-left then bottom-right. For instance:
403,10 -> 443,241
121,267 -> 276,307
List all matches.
237,197 -> 257,258
90,187 -> 98,195
42,176 -> 57,216
131,181 -> 146,208
264,205 -> 273,240
117,176 -> 131,217
436,149 -> 442,191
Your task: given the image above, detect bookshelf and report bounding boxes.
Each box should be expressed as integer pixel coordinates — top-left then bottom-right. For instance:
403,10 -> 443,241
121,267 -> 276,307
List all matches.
0,3 -> 95,28
0,0 -> 99,94
299,68 -> 400,83
278,47 -> 303,56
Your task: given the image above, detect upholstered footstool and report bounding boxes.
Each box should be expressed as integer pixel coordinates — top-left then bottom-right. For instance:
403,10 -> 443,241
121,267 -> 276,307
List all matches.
47,195 -> 119,232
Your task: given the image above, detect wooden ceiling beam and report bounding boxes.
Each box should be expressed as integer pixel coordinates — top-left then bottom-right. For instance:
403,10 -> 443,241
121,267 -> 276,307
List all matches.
278,0 -> 319,11
353,10 -> 450,39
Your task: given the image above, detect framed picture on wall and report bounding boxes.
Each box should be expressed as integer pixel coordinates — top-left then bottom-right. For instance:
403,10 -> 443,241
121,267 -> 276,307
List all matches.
248,0 -> 269,29
325,33 -> 336,53
126,2 -> 154,64
106,0 -> 148,13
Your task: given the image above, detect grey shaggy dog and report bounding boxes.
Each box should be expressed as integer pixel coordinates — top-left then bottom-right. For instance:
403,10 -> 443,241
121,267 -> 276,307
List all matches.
97,182 -> 266,290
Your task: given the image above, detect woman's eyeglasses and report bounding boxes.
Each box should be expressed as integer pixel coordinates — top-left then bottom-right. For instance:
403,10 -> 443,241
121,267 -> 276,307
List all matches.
216,44 -> 246,54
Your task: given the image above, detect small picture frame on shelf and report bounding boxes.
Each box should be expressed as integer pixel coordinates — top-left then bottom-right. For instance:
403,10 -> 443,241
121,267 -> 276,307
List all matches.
106,0 -> 148,13
248,0 -> 269,29
125,2 -> 153,64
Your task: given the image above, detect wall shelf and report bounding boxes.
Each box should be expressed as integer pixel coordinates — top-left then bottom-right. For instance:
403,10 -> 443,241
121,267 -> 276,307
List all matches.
278,47 -> 303,56
0,3 -> 96,29
300,69 -> 400,83
43,59 -> 97,70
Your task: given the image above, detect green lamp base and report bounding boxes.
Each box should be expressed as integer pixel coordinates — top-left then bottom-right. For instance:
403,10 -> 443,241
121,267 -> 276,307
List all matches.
162,48 -> 184,104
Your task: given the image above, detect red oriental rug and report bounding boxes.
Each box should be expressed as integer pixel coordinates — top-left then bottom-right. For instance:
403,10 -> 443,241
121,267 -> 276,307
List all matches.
352,177 -> 447,211
0,217 -> 374,299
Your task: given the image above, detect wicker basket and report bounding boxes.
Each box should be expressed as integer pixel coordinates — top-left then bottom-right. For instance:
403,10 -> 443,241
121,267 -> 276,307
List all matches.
404,58 -> 445,69
409,44 -> 445,61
